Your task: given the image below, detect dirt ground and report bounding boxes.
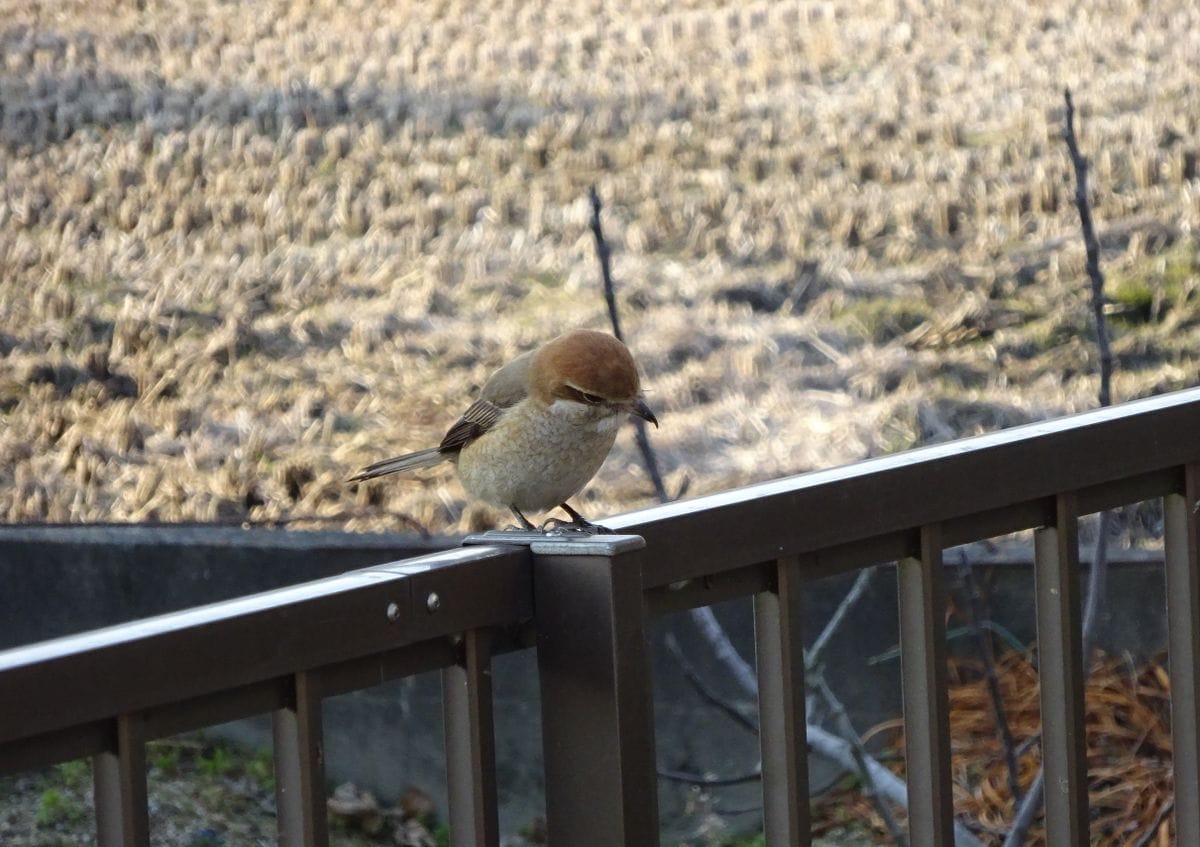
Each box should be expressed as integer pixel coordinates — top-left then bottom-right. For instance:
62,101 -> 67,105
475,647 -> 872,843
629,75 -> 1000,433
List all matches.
1,0 -> 1197,536
0,737 -> 876,846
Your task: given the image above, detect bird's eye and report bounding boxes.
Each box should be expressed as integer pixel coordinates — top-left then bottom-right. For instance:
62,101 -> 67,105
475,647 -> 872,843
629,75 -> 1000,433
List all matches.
581,392 -> 604,404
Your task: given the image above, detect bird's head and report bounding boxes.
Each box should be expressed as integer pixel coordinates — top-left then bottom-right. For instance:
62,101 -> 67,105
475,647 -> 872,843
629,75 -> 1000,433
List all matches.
530,330 -> 658,427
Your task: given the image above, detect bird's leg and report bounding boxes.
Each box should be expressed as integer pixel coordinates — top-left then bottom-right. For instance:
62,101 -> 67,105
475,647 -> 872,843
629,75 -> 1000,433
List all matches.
507,507 -> 538,532
540,502 -> 614,534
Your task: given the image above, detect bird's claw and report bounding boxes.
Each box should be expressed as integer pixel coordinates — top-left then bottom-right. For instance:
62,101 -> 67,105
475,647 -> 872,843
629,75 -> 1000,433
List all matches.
539,517 -> 614,535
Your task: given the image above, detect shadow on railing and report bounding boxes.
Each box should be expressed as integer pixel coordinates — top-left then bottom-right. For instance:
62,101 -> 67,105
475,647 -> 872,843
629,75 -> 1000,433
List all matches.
2,387 -> 1199,847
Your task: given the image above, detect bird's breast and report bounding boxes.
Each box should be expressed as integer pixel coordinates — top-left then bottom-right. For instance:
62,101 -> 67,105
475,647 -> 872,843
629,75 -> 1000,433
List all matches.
455,401 -> 620,512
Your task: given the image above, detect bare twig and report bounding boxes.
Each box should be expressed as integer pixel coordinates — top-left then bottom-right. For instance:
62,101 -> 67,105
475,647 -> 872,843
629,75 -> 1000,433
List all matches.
954,551 -> 1022,804
1063,89 -> 1114,408
1130,797 -> 1174,847
1002,771 -> 1045,847
658,766 -> 762,787
806,723 -> 988,847
664,632 -> 759,735
687,597 -> 997,844
588,188 -> 975,843
588,186 -> 670,503
1004,86 -> 1118,847
588,186 -> 623,343
807,566 -> 876,672
812,673 -> 907,846
688,605 -> 759,697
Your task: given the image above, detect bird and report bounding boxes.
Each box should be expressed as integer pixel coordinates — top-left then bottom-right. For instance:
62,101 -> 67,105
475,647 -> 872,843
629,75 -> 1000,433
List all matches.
349,329 -> 658,532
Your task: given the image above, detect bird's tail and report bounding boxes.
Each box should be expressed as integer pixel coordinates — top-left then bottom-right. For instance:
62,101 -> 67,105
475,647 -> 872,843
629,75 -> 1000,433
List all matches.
347,448 -> 447,482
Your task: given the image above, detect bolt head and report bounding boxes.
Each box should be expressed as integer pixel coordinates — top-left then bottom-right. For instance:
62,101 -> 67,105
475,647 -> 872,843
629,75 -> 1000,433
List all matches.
426,592 -> 440,613
386,602 -> 400,622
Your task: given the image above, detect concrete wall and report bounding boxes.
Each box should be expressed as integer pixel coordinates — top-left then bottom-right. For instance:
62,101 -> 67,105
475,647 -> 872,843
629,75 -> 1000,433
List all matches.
0,525 -> 1167,835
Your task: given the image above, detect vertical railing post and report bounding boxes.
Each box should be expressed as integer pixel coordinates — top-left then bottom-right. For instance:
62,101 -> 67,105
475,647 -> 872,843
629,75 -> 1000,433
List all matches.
443,627 -> 499,847
754,555 -> 810,847
1167,464 -> 1200,845
1034,493 -> 1089,846
532,534 -> 658,847
94,713 -> 150,847
898,523 -> 954,846
273,670 -> 328,847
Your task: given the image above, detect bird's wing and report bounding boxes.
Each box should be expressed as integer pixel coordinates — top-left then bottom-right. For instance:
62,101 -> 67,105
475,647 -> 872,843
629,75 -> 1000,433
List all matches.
478,349 -> 533,407
350,349 -> 535,480
437,398 -> 505,454
437,350 -> 534,455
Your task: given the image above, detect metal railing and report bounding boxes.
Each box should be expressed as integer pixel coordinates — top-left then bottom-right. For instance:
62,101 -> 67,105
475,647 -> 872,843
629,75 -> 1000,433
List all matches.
2,387 -> 1199,846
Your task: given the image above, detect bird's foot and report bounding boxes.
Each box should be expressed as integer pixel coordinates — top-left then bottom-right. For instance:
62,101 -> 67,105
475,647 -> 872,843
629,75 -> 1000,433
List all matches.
500,523 -> 541,533
539,517 -> 615,535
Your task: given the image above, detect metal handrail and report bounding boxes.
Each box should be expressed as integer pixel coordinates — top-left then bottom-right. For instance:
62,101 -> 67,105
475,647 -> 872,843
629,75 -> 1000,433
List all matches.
1,386 -> 1198,847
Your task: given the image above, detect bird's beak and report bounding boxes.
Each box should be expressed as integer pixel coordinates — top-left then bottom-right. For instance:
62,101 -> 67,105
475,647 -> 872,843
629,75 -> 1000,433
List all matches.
621,397 -> 659,428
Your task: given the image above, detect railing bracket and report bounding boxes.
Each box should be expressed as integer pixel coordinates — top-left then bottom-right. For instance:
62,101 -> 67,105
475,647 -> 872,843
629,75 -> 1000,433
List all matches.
463,530 -> 646,556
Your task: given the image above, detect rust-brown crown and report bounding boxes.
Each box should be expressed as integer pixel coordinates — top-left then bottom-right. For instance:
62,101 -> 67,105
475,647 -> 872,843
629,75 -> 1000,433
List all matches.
529,330 -> 641,403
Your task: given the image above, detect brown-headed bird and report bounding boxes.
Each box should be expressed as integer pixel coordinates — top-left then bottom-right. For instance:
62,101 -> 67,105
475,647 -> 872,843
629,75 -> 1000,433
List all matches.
349,330 -> 657,531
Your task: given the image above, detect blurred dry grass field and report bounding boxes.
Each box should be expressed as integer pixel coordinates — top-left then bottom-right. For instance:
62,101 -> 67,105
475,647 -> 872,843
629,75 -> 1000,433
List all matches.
1,0 -> 1198,534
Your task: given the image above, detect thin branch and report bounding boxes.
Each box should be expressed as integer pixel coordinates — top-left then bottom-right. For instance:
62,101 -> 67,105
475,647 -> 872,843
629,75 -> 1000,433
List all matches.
1001,771 -> 1044,847
1063,89 -> 1114,408
954,551 -> 1022,804
588,186 -> 623,343
1004,86 -> 1118,847
807,566 -> 876,672
712,801 -> 764,817
683,591 -> 988,847
657,766 -> 762,787
806,723 -> 988,847
1130,797 -> 1174,847
590,186 -> 985,845
688,605 -> 759,698
664,632 -> 759,735
588,185 -> 670,503
812,673 -> 907,847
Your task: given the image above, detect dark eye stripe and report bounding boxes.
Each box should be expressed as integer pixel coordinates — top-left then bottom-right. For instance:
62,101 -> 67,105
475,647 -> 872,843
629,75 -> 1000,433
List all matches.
559,385 -> 604,405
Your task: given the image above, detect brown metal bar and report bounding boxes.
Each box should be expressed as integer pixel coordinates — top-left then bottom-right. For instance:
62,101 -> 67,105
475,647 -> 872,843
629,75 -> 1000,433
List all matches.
0,720 -> 110,776
142,678 -> 291,739
0,545 -> 528,746
754,556 -> 810,847
534,535 -> 659,847
645,561 -> 774,617
1034,493 -> 1089,846
443,628 -> 499,847
1076,467 -> 1180,517
1166,463 -> 1200,845
94,713 -> 150,847
609,388 -> 1200,588
897,523 -> 954,846
273,671 -> 328,847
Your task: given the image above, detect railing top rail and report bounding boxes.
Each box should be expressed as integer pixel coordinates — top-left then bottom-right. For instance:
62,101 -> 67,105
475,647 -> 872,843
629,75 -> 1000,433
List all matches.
2,387 -> 1198,754
0,545 -> 530,745
611,388 -> 1200,586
